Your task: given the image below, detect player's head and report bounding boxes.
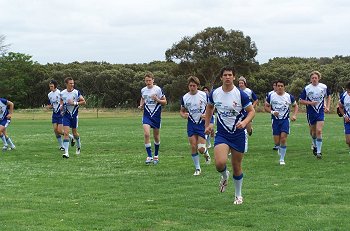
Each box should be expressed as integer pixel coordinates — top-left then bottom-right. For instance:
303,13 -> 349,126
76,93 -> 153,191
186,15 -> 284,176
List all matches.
144,72 -> 154,88
202,86 -> 210,94
219,66 -> 236,77
276,80 -> 285,95
187,76 -> 200,93
310,71 -> 321,85
64,76 -> 74,90
238,76 -> 247,89
272,81 -> 278,91
49,79 -> 58,90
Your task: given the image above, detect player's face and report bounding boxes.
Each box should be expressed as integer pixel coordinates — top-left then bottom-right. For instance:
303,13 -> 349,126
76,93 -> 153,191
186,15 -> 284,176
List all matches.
49,84 -> 56,91
238,81 -> 245,89
188,82 -> 198,94
203,89 -> 209,94
310,74 -> 320,85
144,77 -> 154,88
276,83 -> 285,95
221,71 -> 234,85
66,80 -> 74,91
273,83 -> 277,91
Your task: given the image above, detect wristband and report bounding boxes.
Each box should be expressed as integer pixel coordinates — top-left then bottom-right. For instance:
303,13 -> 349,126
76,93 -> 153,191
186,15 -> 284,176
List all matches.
270,111 -> 275,115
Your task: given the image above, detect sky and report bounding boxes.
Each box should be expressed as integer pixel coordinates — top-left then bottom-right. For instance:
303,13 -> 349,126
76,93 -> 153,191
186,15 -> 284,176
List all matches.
1,0 -> 350,64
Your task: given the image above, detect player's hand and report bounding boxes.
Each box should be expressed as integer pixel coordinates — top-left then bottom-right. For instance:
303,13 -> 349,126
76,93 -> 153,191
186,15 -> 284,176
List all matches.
324,106 -> 330,113
205,124 -> 214,135
236,121 -> 246,129
6,113 -> 12,119
291,115 -> 297,121
309,101 -> 318,106
183,113 -> 189,119
151,94 -> 158,102
344,115 -> 350,123
200,114 -> 206,119
138,105 -> 143,110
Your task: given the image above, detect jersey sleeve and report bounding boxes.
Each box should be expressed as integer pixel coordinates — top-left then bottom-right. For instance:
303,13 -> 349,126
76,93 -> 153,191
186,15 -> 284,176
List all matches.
241,90 -> 252,108
299,88 -> 307,100
251,91 -> 258,101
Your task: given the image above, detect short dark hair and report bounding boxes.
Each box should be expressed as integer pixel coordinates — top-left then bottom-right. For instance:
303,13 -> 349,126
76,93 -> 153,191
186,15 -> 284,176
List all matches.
64,76 -> 74,84
276,80 -> 285,86
202,86 -> 210,91
49,79 -> 58,88
219,66 -> 236,77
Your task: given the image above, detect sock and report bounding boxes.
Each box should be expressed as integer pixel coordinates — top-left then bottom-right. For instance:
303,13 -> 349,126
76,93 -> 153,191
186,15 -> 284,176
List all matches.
218,166 -> 228,179
145,143 -> 152,157
154,142 -> 160,156
191,153 -> 200,170
6,136 -> 15,147
203,148 -> 209,157
63,139 -> 69,154
74,136 -> 81,148
316,138 -> 322,154
312,136 -> 317,147
233,173 -> 244,197
279,145 -> 287,161
69,134 -> 74,140
56,135 -> 63,147
0,135 -> 7,146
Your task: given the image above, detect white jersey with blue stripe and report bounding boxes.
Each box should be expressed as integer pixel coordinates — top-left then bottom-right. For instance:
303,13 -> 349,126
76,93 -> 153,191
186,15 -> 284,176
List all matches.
340,92 -> 350,117
181,90 -> 208,124
60,89 -> 81,117
0,98 -> 9,121
48,89 -> 61,114
266,92 -> 296,120
299,83 -> 330,114
242,87 -> 258,102
209,86 -> 251,135
141,85 -> 165,118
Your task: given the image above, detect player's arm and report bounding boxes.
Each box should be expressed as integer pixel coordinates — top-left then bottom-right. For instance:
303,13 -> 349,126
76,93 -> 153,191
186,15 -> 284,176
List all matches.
180,106 -> 189,119
291,102 -> 298,121
138,97 -> 144,109
324,95 -> 331,113
338,101 -> 350,122
205,104 -> 214,134
236,105 -> 255,129
77,95 -> 86,106
6,100 -> 14,119
155,95 -> 167,106
252,99 -> 258,108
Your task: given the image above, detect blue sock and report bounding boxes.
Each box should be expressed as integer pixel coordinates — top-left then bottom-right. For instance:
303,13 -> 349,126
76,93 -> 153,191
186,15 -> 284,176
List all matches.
279,145 -> 287,161
145,143 -> 152,157
191,153 -> 200,170
63,139 -> 69,153
74,136 -> 81,148
154,142 -> 160,156
316,138 -> 322,153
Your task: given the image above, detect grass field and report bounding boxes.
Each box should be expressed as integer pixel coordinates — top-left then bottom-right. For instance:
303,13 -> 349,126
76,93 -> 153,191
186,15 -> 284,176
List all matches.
0,110 -> 349,230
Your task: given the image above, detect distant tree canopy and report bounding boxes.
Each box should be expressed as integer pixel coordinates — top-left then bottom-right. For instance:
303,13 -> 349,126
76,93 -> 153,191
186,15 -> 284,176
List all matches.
1,30 -> 350,110
165,27 -> 259,89
0,35 -> 10,56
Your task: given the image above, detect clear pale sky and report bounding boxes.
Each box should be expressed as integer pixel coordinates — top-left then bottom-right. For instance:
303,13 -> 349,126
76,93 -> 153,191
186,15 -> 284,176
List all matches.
1,0 -> 350,64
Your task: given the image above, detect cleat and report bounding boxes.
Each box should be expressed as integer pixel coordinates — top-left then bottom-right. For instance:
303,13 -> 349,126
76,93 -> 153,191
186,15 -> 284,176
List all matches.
313,147 -> 317,156
70,138 -> 76,147
153,156 -> 159,164
205,154 -> 211,164
272,145 -> 279,150
145,156 -> 153,164
279,160 -> 285,165
193,169 -> 201,176
62,153 -> 69,158
10,145 -> 16,150
219,171 -> 229,193
76,147 -> 81,155
59,147 -> 65,151
2,145 -> 8,152
316,153 -> 322,159
233,196 -> 243,205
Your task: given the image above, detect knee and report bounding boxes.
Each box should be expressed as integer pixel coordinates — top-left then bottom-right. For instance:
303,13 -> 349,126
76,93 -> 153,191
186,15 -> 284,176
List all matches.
197,143 -> 206,154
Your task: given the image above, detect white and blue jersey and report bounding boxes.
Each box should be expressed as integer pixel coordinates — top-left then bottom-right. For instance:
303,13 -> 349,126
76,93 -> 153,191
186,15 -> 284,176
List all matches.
181,90 -> 208,138
241,87 -> 258,117
48,89 -> 62,124
339,92 -> 350,134
299,83 -> 330,125
0,98 -> 10,127
60,89 -> 81,128
141,85 -> 165,129
266,92 -> 296,135
209,86 -> 251,153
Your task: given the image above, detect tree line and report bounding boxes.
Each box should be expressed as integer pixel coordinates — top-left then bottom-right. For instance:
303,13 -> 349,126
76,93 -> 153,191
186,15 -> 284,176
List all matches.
1,28 -> 350,110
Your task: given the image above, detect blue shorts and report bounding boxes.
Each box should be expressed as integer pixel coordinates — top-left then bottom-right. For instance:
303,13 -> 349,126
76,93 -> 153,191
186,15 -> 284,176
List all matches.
63,115 -> 78,128
52,113 -> 63,124
214,130 -> 245,153
187,122 -> 205,138
0,119 -> 10,128
307,113 -> 324,125
272,119 -> 290,135
142,116 -> 161,129
344,122 -> 350,135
